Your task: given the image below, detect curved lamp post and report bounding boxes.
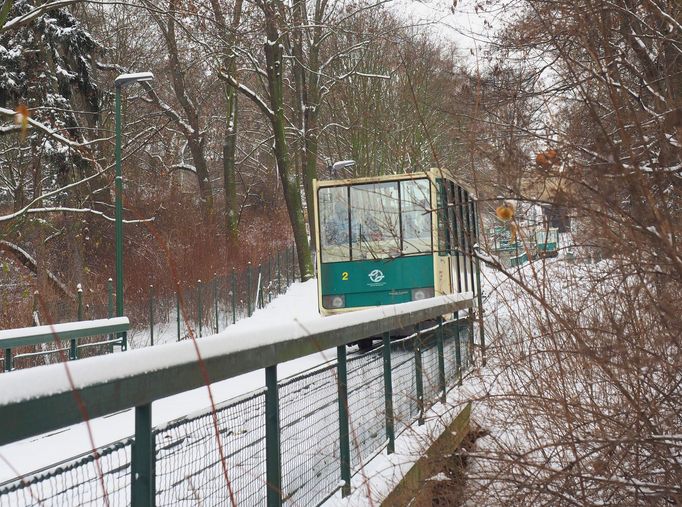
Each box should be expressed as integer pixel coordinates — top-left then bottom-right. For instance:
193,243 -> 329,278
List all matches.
114,72 -> 153,350
329,159 -> 355,178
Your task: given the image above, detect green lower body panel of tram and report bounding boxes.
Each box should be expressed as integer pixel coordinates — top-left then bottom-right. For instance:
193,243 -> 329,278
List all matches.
320,255 -> 434,310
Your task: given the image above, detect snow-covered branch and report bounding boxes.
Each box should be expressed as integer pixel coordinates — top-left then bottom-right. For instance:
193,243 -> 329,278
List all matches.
0,106 -> 83,148
0,167 -> 108,223
216,69 -> 275,119
0,240 -> 74,299
24,207 -> 155,223
168,163 -> 197,174
0,0 -> 80,33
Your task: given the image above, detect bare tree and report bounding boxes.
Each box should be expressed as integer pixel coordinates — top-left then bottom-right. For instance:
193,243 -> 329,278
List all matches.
454,0 -> 682,504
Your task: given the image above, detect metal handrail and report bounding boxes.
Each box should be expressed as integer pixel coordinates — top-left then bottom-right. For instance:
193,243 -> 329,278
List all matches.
0,317 -> 129,372
0,317 -> 129,349
0,293 -> 474,506
0,296 -> 469,444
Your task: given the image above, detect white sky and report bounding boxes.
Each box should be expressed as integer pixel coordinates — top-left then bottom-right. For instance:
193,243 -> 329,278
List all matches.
391,0 -> 509,68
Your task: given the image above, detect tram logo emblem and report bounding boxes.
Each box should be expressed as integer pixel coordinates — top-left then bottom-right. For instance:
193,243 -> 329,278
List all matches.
368,269 -> 385,283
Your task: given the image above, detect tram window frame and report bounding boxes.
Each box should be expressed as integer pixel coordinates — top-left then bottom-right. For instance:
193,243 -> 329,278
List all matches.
318,186 -> 351,263
349,181 -> 401,260
318,177 -> 434,264
400,178 -> 433,256
447,182 -> 459,256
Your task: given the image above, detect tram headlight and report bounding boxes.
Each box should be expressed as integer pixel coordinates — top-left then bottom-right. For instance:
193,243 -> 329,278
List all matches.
411,287 -> 434,301
322,295 -> 346,309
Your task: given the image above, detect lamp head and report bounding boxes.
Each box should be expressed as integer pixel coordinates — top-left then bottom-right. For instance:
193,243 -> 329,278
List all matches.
331,160 -> 355,172
115,72 -> 154,87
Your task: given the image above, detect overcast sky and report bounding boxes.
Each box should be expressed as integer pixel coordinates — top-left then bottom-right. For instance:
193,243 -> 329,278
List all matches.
392,0 -> 510,68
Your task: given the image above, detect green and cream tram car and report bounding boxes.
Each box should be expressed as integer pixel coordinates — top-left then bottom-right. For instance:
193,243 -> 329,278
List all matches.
313,169 -> 482,316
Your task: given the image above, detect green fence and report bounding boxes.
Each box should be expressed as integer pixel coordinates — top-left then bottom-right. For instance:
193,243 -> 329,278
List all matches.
0,296 -> 477,506
0,317 -> 129,372
167,243 -> 297,345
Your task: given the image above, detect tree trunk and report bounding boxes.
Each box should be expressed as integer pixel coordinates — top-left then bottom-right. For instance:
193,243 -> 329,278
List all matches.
223,83 -> 239,243
302,107 -> 319,244
163,0 -> 214,220
291,0 -> 319,245
187,135 -> 214,220
208,0 -> 242,246
32,151 -> 48,301
263,10 -> 313,280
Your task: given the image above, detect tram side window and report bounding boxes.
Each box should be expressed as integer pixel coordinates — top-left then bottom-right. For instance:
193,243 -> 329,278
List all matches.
456,186 -> 467,252
401,179 -> 432,255
319,187 -> 351,262
436,180 -> 449,255
447,182 -> 459,255
350,182 -> 400,260
463,190 -> 474,246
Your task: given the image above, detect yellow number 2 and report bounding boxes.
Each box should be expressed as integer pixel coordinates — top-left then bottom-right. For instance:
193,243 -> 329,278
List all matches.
341,272 -> 349,281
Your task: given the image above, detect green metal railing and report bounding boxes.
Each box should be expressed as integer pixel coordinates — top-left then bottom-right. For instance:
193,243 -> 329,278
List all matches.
0,293 -> 478,506
0,317 -> 129,372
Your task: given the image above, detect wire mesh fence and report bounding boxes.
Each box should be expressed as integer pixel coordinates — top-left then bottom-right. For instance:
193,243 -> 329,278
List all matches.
420,330 -> 441,405
280,365 -> 340,506
444,326 -> 459,386
154,390 -> 267,506
390,339 -> 420,435
347,349 -> 387,471
137,244 -> 298,348
0,438 -> 133,507
0,315 -> 477,507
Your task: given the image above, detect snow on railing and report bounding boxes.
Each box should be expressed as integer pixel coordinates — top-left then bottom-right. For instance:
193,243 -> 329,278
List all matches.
0,293 -> 477,506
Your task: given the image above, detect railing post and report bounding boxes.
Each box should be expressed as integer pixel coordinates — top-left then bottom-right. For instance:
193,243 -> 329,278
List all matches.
415,324 -> 424,426
337,345 -> 351,496
265,365 -> 282,507
149,285 -> 154,346
284,248 -> 290,287
131,403 -> 154,507
108,278 -> 114,318
467,200 -> 476,302
176,285 -> 181,342
382,332 -> 395,454
231,268 -> 236,325
473,201 -> 486,366
468,308 -> 475,366
108,278 -> 114,351
246,263 -> 252,317
437,317 -> 446,404
213,275 -> 219,334
276,252 -> 281,295
4,349 -> 11,372
258,264 -> 264,309
197,280 -> 203,337
475,266 -> 486,367
77,283 -> 83,320
71,284 -> 82,360
454,311 -> 462,386
266,256 -> 272,303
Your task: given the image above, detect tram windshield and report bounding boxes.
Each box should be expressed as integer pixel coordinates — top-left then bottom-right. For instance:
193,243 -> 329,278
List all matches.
318,178 -> 432,262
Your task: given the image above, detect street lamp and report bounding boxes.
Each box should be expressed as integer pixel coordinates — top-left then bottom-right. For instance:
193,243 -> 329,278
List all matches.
114,72 -> 153,350
328,159 -> 355,178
